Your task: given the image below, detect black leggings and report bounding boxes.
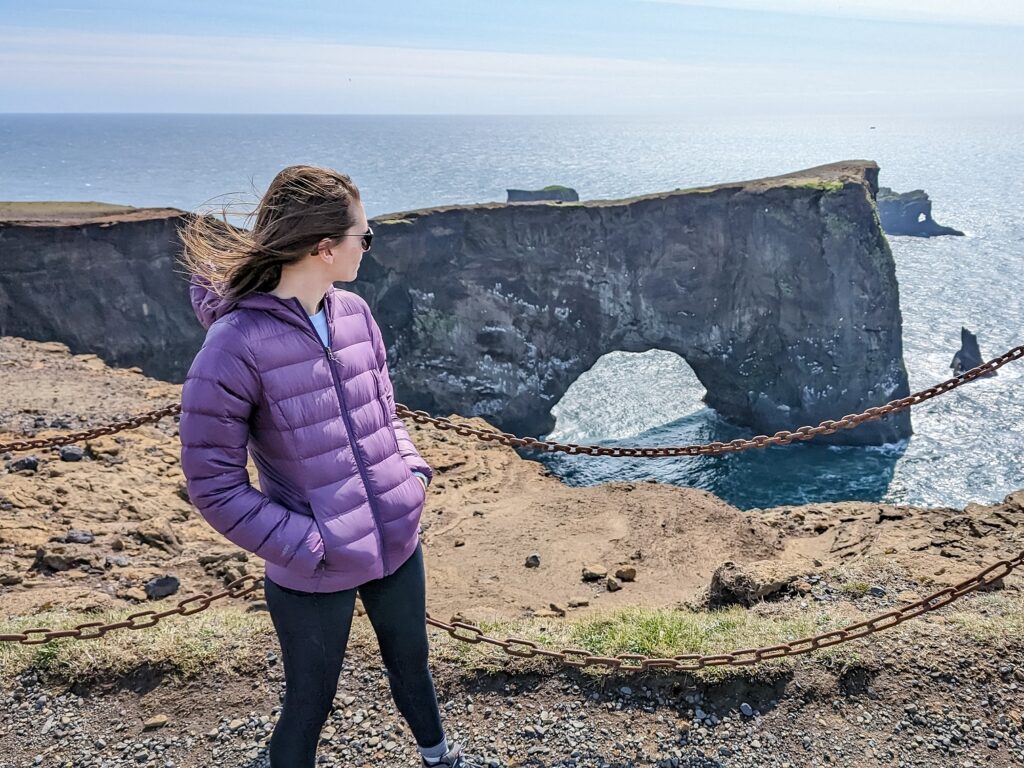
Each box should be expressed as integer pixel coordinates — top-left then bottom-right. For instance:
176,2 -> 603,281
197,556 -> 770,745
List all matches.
263,541 -> 445,767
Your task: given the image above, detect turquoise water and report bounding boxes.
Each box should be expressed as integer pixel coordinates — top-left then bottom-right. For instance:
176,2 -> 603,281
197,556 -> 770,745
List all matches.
1,113 -> 1021,510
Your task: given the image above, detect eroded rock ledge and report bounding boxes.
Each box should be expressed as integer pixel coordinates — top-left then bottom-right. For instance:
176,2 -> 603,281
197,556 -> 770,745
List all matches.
0,160 -> 909,445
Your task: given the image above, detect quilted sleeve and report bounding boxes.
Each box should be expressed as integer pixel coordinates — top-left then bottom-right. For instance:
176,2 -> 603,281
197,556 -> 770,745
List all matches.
178,321 -> 326,574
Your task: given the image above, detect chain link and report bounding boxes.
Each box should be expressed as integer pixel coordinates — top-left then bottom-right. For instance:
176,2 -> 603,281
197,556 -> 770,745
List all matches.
2,553 -> 1019,675
422,550 -> 1021,671
0,576 -> 264,645
1,343 -> 1021,668
0,404 -> 182,453
2,345 -> 1020,457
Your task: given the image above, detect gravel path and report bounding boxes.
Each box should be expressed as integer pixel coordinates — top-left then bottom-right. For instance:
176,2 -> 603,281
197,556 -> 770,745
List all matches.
3,634 -> 1023,768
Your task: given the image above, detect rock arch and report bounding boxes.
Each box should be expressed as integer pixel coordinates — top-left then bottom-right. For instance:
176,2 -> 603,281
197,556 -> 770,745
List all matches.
361,160 -> 911,446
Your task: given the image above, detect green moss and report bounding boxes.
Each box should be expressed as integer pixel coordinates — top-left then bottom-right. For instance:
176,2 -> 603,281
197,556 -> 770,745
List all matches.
790,179 -> 845,192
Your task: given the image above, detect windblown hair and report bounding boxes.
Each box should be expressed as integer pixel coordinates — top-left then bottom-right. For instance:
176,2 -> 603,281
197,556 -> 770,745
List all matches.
177,164 -> 361,302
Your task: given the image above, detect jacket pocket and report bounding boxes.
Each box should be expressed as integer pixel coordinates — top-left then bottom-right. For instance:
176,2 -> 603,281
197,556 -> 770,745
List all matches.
304,500 -> 328,570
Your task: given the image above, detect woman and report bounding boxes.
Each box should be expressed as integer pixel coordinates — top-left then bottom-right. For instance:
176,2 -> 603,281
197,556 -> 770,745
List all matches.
177,165 -> 482,768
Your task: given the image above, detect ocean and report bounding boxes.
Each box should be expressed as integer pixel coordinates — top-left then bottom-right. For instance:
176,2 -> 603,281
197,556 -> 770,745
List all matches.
0,113 -> 1021,511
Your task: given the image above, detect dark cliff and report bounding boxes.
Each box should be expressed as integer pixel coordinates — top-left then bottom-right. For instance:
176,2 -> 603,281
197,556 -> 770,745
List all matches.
0,161 -> 911,445
0,203 -> 196,382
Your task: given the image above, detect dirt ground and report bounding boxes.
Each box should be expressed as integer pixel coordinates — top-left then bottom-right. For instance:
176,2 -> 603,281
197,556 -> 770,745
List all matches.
2,334 -> 1024,767
2,334 -> 1021,628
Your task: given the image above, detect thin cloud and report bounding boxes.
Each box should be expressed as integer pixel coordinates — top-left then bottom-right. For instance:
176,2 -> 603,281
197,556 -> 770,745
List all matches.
636,0 -> 1024,26
0,24 -> 1019,115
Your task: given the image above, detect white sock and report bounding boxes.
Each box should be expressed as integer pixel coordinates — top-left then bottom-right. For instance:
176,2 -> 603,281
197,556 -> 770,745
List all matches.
419,735 -> 449,763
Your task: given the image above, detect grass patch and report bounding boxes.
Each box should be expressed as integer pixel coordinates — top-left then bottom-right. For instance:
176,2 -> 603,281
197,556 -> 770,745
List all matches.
944,593 -> 1024,643
840,581 -> 871,598
431,605 -> 865,683
0,605 -> 281,684
790,179 -> 845,192
4,590 -> 1022,687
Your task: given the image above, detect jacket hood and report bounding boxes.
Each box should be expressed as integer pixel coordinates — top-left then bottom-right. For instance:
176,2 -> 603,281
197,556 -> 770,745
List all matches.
189,273 -> 328,336
189,274 -> 236,330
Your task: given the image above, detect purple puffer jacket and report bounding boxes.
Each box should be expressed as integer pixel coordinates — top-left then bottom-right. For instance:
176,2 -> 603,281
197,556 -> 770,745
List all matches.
179,276 -> 433,593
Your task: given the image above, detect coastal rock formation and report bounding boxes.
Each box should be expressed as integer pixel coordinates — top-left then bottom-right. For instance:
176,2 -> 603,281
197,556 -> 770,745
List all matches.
0,160 -> 910,446
0,202 -> 196,382
951,326 -> 997,379
507,186 -> 580,203
876,186 -> 964,237
369,160 -> 910,445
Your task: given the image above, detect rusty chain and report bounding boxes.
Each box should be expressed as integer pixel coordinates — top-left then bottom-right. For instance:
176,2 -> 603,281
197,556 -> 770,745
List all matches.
0,577 -> 264,645
3,551 -> 1020,674
424,549 -> 1023,670
1,343 -> 1021,457
0,403 -> 182,454
399,342 -> 1023,457
0,342 -> 1021,666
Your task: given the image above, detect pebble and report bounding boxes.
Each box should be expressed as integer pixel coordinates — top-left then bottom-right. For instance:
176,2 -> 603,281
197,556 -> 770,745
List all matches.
59,445 -> 84,462
145,574 -> 181,599
2,635 -> 1022,768
8,455 -> 39,472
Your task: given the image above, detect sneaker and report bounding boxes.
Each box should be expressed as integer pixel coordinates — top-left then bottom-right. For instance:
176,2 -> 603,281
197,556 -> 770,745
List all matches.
421,741 -> 483,768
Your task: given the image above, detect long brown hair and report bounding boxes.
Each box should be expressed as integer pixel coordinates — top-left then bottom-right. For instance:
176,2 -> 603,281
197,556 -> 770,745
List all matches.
177,164 -> 362,302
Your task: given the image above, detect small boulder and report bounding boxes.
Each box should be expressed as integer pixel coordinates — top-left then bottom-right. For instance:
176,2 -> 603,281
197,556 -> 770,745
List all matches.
581,565 -> 607,582
524,553 -> 541,568
64,529 -> 95,545
33,544 -> 101,573
84,436 -> 121,458
132,519 -> 184,555
144,575 -> 180,600
59,445 -> 84,462
120,587 -> 148,602
605,577 -> 622,592
614,566 -> 636,582
704,560 -> 803,608
7,456 -> 39,473
142,715 -> 169,730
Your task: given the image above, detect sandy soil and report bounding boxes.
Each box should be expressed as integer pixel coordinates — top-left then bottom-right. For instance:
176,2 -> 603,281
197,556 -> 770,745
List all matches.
1,334 -> 1022,627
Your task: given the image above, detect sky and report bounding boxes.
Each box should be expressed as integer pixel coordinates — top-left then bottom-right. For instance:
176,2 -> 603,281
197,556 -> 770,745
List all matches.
0,0 -> 1021,116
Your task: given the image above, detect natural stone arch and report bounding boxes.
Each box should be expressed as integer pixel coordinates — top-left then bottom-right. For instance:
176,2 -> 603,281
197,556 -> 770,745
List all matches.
360,160 -> 912,447
542,348 -> 708,444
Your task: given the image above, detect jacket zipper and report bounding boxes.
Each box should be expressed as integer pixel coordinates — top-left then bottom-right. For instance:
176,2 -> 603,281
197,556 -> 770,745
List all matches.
287,294 -> 391,578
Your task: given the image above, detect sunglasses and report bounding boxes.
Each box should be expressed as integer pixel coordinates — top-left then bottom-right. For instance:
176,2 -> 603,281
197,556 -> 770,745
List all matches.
339,226 -> 373,252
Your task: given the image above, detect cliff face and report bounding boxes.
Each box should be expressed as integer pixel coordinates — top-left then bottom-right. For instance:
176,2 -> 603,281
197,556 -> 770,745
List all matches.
0,160 -> 910,445
365,160 -> 909,445
0,204 -> 200,382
